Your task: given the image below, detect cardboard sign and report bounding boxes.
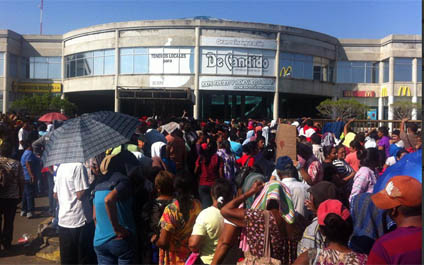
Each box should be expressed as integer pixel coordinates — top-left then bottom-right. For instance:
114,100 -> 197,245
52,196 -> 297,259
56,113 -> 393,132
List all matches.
275,124 -> 297,162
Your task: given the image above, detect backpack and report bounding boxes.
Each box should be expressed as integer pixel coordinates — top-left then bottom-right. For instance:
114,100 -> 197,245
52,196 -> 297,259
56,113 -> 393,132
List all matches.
234,157 -> 253,188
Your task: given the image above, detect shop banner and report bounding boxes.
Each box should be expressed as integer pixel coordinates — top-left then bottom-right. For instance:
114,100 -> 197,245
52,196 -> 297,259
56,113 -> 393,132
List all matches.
199,76 -> 275,92
276,124 -> 297,162
201,36 -> 277,50
149,48 -> 193,74
201,47 -> 275,76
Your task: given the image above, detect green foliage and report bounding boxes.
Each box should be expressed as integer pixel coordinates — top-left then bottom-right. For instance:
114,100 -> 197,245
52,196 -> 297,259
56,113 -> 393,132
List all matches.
10,93 -> 77,116
391,101 -> 421,120
316,98 -> 368,120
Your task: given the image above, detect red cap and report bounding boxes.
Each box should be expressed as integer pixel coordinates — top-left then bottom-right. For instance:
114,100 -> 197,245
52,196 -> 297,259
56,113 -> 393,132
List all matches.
371,175 -> 422,210
317,199 -> 350,226
200,122 -> 207,128
201,143 -> 208,150
248,125 -> 254,131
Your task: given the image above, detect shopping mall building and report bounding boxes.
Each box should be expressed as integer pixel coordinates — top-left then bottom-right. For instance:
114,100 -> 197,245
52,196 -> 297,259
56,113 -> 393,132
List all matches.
0,17 -> 421,120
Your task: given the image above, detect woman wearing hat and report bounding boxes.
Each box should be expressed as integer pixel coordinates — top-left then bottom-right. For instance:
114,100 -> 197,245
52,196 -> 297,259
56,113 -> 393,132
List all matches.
293,199 -> 367,265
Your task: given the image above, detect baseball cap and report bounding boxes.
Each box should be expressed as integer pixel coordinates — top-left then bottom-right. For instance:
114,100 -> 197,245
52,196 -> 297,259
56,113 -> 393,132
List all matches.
275,156 -> 293,171
371,175 -> 422,210
317,199 -> 350,226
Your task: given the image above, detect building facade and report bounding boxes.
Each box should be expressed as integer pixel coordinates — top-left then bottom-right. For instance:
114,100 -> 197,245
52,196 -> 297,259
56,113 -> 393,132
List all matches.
0,18 -> 421,120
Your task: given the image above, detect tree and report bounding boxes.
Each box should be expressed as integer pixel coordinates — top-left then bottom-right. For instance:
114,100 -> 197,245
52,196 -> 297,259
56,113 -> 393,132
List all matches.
391,101 -> 421,120
316,98 -> 367,120
10,93 -> 77,116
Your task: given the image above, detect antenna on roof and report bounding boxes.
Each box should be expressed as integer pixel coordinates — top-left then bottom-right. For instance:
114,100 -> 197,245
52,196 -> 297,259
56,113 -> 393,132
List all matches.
39,0 -> 43,35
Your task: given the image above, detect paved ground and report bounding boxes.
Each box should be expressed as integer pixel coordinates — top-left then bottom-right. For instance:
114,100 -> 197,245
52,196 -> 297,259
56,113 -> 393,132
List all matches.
0,196 -> 56,264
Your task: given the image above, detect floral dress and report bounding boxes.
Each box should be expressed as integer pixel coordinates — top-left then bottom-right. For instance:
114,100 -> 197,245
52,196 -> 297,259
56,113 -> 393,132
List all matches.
244,209 -> 298,264
308,248 -> 367,265
158,199 -> 202,265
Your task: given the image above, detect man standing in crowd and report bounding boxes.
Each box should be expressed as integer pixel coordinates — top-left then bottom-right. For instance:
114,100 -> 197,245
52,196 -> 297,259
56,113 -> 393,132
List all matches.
17,121 -> 30,160
54,162 -> 96,265
367,175 -> 421,265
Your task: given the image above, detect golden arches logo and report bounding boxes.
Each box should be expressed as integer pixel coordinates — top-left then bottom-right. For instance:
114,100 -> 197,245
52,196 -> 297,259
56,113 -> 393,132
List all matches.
397,86 -> 411,97
279,66 -> 292,78
381,87 -> 388,97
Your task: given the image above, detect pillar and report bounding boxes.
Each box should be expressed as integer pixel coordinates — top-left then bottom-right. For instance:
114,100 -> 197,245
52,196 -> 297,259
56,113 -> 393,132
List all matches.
378,97 -> 383,120
412,58 -> 418,120
114,29 -> 120,112
388,57 -> 394,130
2,52 -> 7,114
273,32 -> 281,121
193,27 -> 201,120
378,61 -> 385,122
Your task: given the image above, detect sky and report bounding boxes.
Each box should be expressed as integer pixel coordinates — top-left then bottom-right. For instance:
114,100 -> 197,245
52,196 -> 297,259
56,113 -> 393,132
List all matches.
0,0 -> 421,39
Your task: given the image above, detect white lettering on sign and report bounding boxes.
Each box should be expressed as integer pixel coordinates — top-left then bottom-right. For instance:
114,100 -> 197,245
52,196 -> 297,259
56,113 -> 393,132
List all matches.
201,36 -> 277,50
199,76 -> 275,92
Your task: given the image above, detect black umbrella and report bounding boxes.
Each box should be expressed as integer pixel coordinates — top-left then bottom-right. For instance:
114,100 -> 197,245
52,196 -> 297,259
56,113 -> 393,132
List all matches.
42,111 -> 140,167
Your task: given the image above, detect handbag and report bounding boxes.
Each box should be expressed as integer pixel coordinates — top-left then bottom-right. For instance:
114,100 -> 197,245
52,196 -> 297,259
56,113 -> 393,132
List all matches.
234,157 -> 253,188
237,211 -> 282,265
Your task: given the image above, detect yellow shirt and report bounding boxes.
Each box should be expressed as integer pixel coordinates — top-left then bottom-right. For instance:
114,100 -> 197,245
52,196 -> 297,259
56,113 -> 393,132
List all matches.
191,206 -> 224,264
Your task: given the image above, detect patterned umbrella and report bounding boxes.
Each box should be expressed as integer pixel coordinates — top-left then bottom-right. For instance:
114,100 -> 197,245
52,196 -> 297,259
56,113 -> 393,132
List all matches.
41,111 -> 140,167
39,112 -> 68,122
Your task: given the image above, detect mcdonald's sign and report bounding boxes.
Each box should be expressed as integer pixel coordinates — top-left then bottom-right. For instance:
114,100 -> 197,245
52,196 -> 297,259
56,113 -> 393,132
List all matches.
279,66 -> 292,78
343,91 -> 376,97
397,86 -> 411,96
381,87 -> 388,97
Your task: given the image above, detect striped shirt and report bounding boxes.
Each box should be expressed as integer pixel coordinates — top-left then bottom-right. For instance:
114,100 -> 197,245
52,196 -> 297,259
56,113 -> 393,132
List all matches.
367,226 -> 422,265
349,166 -> 377,204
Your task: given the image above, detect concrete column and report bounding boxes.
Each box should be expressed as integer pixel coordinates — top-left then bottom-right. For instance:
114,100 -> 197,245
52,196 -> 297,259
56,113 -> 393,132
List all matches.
412,58 -> 417,120
273,32 -> 281,121
2,53 -> 8,114
378,97 -> 384,120
114,30 -> 120,112
193,27 -> 200,120
379,61 -> 384,83
388,57 -> 395,130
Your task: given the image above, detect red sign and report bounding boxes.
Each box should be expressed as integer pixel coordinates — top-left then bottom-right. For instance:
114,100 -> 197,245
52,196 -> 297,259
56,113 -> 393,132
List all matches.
343,91 -> 376,97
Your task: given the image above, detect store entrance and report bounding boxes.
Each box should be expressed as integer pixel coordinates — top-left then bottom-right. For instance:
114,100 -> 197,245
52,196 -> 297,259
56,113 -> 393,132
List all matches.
200,91 -> 274,120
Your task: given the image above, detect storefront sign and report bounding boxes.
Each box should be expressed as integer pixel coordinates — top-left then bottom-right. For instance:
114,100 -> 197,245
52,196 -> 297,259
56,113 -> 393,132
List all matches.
201,36 -> 277,50
201,48 -> 275,76
397,86 -> 411,96
381,87 -> 388,97
343,90 -> 375,97
12,82 -> 62,93
150,75 -> 191,87
367,109 -> 377,120
199,76 -> 275,92
149,48 -> 193,74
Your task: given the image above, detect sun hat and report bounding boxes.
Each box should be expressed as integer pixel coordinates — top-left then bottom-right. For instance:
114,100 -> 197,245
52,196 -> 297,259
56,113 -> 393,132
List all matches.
317,199 -> 350,226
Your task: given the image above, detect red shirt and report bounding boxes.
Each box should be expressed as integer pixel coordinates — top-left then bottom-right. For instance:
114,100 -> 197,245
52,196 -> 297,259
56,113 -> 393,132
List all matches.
367,226 -> 422,265
236,154 -> 255,168
196,154 -> 223,186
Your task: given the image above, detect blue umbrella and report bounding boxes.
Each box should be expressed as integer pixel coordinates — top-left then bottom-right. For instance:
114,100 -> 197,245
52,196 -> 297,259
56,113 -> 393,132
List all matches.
373,149 -> 422,193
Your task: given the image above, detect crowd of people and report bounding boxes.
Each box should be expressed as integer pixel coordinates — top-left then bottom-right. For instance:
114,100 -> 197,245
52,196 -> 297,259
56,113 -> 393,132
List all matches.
0,112 -> 421,265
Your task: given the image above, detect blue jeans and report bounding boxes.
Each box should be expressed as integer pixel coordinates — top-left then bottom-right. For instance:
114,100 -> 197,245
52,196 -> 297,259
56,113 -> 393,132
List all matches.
94,237 -> 135,265
22,182 -> 35,213
198,185 -> 212,209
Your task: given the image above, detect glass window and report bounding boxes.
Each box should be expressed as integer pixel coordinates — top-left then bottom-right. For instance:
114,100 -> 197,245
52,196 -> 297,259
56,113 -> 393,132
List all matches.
279,52 -> 313,80
417,58 -> 422,82
336,61 -> 378,83
0,52 -> 4,77
28,56 -> 62,79
383,59 -> 389,83
65,49 -> 115,78
121,47 -> 194,75
394,58 -> 412,82
9,54 -> 18,77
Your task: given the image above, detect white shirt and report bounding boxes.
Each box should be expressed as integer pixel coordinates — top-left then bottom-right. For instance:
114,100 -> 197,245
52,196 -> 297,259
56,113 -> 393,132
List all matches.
18,128 -> 29,150
364,137 -> 377,149
54,163 -> 92,228
385,156 -> 397,167
281,177 -> 310,217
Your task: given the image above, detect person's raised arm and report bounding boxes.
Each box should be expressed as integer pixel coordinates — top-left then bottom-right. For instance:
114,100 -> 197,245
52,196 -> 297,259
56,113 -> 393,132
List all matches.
344,118 -> 355,137
400,118 -> 408,134
221,181 -> 264,227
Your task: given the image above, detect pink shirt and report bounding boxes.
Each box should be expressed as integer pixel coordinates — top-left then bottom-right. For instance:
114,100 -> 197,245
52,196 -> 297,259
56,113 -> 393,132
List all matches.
345,151 -> 360,172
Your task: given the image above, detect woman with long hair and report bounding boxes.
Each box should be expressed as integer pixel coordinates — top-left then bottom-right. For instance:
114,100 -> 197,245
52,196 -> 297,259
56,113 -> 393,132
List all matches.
156,175 -> 202,265
348,148 -> 379,204
195,136 -> 224,209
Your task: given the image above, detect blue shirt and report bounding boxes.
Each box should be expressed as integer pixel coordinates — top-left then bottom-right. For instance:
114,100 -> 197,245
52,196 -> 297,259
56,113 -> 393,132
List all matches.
93,173 -> 136,247
21,149 -> 37,181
